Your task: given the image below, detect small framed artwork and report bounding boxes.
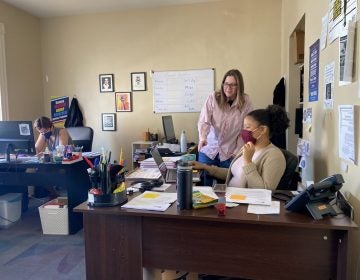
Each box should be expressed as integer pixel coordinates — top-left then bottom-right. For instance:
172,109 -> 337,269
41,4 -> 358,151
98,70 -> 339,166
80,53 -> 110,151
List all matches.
102,113 -> 116,131
115,92 -> 132,112
99,74 -> 114,92
131,72 -> 147,91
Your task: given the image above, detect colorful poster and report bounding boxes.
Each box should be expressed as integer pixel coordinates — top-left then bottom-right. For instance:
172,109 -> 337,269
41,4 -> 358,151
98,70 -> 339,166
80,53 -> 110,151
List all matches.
51,96 -> 69,127
308,39 -> 320,102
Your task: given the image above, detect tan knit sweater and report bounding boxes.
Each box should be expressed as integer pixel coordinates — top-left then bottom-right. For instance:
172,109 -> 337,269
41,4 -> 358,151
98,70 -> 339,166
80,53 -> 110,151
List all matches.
206,143 -> 285,191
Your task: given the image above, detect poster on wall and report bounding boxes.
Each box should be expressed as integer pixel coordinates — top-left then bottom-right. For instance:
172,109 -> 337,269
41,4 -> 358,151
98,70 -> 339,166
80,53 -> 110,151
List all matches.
324,61 -> 335,109
51,96 -> 69,127
308,39 -> 320,102
328,0 -> 357,44
338,105 -> 355,164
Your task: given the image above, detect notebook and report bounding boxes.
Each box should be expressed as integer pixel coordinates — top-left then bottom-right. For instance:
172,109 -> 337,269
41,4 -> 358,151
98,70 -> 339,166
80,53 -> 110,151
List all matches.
150,148 -> 200,183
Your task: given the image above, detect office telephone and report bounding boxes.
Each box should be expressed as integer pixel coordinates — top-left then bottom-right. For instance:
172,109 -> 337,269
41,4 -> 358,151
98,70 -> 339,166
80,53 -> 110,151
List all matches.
285,174 -> 344,219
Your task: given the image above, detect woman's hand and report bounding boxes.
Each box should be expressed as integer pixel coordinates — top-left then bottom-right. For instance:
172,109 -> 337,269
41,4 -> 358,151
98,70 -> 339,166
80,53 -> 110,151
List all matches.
198,140 -> 207,151
190,161 -> 208,171
242,142 -> 255,165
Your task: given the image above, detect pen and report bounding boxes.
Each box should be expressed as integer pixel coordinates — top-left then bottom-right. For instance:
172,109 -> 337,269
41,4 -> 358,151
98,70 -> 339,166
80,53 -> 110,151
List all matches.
83,156 -> 94,169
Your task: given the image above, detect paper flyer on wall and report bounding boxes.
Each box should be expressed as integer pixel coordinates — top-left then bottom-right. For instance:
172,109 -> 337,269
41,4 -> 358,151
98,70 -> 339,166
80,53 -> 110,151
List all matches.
338,105 -> 355,164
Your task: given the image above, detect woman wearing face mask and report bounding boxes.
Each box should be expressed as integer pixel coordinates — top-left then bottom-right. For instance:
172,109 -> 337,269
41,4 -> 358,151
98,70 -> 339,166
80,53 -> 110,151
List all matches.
34,116 -> 72,154
192,104 -> 290,190
197,69 -> 253,186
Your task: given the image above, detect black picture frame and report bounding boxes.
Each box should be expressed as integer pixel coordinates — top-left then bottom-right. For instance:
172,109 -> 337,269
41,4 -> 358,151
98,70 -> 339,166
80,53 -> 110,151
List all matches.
102,113 -> 116,131
99,74 -> 114,93
131,72 -> 147,91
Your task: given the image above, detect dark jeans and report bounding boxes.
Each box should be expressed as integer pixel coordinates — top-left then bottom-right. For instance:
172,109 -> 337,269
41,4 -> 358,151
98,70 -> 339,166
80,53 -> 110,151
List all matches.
198,152 -> 232,186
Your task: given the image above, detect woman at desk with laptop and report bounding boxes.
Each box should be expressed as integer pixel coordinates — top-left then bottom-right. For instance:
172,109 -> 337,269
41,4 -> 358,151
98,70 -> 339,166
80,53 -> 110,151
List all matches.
193,104 -> 290,191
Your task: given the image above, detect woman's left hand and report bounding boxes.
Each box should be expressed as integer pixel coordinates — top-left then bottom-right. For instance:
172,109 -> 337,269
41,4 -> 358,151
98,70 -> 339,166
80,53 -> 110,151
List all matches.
242,142 -> 255,164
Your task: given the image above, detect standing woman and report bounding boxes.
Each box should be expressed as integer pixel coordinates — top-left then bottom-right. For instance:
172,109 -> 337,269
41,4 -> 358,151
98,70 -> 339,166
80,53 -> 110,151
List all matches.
197,69 -> 253,185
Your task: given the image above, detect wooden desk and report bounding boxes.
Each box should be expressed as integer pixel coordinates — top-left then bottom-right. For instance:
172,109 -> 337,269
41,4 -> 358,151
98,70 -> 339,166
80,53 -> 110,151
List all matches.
75,188 -> 357,280
0,160 -> 91,234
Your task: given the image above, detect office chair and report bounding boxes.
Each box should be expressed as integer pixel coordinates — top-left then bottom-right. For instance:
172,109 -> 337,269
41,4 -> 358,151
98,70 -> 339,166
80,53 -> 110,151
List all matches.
66,126 -> 94,152
277,149 -> 299,190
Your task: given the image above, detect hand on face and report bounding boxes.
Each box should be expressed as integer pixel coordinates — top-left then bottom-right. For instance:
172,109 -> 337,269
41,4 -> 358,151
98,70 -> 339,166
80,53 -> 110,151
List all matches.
242,142 -> 255,164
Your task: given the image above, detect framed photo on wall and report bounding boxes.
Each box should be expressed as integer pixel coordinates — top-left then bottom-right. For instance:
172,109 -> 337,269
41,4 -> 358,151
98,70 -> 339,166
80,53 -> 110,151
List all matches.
131,72 -> 147,91
99,74 -> 114,92
115,92 -> 132,112
102,113 -> 116,131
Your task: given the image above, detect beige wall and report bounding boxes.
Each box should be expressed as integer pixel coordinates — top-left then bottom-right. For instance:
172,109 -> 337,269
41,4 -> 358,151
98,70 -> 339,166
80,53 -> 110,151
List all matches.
0,0 -> 43,121
40,0 -> 282,166
282,0 -> 360,278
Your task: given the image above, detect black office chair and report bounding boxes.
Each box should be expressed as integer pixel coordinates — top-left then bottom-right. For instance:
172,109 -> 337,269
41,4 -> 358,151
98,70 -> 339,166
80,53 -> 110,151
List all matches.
66,126 -> 94,152
277,149 -> 299,190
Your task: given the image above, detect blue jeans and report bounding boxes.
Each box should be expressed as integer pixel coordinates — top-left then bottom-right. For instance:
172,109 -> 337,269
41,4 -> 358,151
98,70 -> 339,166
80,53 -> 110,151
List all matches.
198,152 -> 232,186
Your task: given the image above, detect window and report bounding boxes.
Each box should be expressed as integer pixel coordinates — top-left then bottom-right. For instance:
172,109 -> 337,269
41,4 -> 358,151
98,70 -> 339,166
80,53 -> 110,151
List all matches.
0,23 -> 9,121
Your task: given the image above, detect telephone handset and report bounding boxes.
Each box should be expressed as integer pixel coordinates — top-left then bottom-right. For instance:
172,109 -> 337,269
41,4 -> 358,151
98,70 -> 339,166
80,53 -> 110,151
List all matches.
285,174 -> 344,219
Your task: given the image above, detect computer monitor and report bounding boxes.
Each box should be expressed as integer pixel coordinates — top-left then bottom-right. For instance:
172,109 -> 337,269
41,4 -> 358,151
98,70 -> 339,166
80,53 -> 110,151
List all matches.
162,115 -> 177,144
0,121 -> 36,162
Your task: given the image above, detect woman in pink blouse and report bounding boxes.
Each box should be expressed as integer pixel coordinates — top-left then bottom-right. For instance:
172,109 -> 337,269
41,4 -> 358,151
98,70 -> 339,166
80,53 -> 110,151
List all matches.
197,69 -> 253,186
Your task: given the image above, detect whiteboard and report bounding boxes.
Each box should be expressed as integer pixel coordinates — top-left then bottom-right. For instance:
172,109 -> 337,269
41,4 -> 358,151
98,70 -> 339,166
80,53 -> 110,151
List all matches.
152,68 -> 215,113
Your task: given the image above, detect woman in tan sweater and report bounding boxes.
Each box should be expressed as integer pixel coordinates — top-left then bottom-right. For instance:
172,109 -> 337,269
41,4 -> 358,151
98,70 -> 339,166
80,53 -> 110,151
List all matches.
192,104 -> 290,191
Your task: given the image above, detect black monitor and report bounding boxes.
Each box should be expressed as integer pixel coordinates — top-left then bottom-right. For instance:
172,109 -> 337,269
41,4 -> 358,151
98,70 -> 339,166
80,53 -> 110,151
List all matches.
162,115 -> 177,144
0,121 -> 36,162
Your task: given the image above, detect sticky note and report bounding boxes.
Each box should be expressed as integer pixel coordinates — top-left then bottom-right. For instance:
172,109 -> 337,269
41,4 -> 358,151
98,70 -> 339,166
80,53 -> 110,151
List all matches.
230,194 -> 246,200
143,193 -> 160,199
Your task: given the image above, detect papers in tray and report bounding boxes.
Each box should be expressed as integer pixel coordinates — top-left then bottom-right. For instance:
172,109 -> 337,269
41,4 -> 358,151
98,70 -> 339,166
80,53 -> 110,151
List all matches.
126,168 -> 162,180
122,191 -> 177,211
226,187 -> 272,206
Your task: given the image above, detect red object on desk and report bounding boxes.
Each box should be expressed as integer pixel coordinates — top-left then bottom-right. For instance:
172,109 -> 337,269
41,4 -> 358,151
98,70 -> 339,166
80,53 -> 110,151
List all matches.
215,202 -> 226,216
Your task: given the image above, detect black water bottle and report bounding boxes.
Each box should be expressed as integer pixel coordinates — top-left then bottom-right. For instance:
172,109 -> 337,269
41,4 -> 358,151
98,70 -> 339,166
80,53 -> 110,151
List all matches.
176,161 -> 193,210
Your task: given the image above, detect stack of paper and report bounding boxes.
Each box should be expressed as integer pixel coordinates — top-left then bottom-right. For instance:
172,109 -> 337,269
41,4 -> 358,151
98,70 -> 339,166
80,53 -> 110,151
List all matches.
139,156 -> 181,169
122,191 -> 177,211
126,168 -> 161,180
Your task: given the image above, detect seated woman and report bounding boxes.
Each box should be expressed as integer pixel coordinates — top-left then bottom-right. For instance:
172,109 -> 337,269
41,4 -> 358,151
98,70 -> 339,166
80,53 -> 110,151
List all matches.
32,116 -> 72,198
192,104 -> 290,190
34,116 -> 72,154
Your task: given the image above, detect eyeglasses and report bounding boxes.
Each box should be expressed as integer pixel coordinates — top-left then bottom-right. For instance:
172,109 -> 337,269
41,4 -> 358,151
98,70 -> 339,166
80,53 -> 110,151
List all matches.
223,83 -> 238,88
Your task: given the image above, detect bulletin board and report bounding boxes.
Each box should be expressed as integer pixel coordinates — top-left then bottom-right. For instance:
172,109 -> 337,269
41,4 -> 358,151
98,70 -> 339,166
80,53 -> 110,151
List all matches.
152,68 -> 215,113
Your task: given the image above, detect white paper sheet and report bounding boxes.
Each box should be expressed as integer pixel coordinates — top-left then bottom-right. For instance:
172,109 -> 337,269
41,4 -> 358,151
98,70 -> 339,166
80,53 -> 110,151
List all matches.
338,105 -> 355,163
122,191 -> 177,211
247,201 -> 280,214
126,168 -> 161,180
226,187 -> 272,206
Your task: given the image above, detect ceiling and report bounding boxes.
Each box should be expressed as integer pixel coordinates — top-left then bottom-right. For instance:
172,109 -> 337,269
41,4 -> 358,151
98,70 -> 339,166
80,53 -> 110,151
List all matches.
3,0 -> 222,18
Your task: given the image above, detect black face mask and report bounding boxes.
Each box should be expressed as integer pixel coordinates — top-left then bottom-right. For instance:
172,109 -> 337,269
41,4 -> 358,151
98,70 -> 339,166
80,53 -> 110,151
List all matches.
44,130 -> 52,140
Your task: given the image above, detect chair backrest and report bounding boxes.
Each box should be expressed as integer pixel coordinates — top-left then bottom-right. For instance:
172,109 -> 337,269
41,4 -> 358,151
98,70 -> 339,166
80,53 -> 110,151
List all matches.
277,149 -> 299,190
66,126 -> 94,152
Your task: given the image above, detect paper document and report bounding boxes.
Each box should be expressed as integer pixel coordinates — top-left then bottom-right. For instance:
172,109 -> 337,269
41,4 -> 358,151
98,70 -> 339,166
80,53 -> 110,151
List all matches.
122,191 -> 177,211
226,187 -> 272,205
247,201 -> 280,214
126,168 -> 161,180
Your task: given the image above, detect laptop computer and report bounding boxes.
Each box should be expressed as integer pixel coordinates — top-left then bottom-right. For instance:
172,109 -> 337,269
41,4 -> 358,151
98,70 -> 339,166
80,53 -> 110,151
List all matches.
150,148 -> 200,183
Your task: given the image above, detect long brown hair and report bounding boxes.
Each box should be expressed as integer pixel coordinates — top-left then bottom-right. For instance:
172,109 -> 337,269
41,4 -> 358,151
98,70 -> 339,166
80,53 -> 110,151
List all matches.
215,69 -> 246,110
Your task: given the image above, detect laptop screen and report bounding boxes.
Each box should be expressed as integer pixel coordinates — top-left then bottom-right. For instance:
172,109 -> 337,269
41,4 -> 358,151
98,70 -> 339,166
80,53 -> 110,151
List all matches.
150,148 -> 168,178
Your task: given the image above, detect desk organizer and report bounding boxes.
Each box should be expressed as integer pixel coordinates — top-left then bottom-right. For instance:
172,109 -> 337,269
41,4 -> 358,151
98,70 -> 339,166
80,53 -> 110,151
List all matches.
87,192 -> 127,207
87,163 -> 128,207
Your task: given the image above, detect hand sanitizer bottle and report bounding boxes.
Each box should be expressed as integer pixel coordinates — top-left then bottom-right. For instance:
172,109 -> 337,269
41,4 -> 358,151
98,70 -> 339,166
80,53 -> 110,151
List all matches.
180,130 -> 187,153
